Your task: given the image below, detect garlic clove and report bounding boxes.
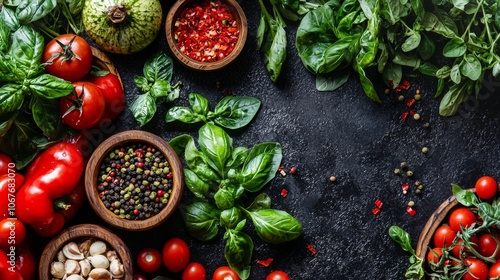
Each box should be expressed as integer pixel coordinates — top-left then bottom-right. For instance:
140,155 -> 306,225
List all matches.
109,259 -> 124,278
89,268 -> 112,280
89,240 -> 107,256
106,250 -> 119,262
62,242 -> 85,260
87,254 -> 110,269
65,259 -> 81,275
57,250 -> 66,262
50,261 -> 65,278
80,259 -> 91,277
66,275 -> 85,280
79,238 -> 94,257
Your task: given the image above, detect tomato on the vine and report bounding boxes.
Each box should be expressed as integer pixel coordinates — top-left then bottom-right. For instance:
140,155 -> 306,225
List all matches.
133,273 -> 147,280
489,260 -> 500,278
59,81 -> 105,130
182,262 -> 206,280
266,270 -> 290,280
86,73 -> 126,122
213,266 -> 240,280
451,235 -> 478,258
162,237 -> 190,273
426,248 -> 444,265
43,34 -> 93,82
448,207 -> 477,233
433,225 -> 456,248
137,247 -> 162,273
475,176 -> 498,200
0,219 -> 26,252
462,258 -> 488,280
478,233 -> 500,259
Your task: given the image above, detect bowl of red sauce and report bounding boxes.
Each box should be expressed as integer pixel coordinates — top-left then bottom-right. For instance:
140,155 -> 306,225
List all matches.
165,0 -> 248,71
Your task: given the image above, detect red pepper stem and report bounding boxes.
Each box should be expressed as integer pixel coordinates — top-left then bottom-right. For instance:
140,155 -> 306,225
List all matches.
54,198 -> 72,211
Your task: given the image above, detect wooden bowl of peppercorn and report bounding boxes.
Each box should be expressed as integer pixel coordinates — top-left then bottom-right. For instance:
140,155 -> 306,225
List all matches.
165,0 -> 248,71
85,130 -> 184,231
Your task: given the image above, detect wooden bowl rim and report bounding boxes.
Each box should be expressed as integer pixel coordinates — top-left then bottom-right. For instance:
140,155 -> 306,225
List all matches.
39,224 -> 133,280
91,46 -> 123,89
165,0 -> 248,71
85,130 -> 184,231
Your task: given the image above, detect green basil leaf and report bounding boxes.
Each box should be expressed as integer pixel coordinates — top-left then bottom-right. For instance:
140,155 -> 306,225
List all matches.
436,65 -> 451,79
439,80 -> 473,116
382,62 -> 402,88
149,79 -> 171,98
492,61 -> 500,79
10,25 -> 44,76
0,17 -> 11,52
450,64 -> 461,84
411,0 -> 425,20
168,134 -> 192,155
417,62 -> 438,77
460,54 -> 482,81
31,96 -> 60,138
388,225 -> 415,255
244,208 -> 303,244
129,93 -> 157,126
0,112 -> 16,138
224,229 -> 253,280
0,6 -> 20,30
220,207 -> 243,229
452,183 -> 477,207
165,106 -> 201,124
189,92 -> 209,115
143,52 -> 173,82
380,0 -> 410,25
442,37 -> 467,57
316,71 -> 350,91
422,10 -> 458,38
29,74 -> 74,99
17,0 -> 57,24
0,83 -> 24,113
184,168 -> 211,199
417,33 -> 436,60
134,75 -> 149,91
451,0 -> 468,10
401,32 -> 421,52
198,123 -> 232,175
225,146 -> 248,171
238,142 -> 282,192
358,65 -> 381,102
184,135 -> 221,182
256,14 -> 267,49
183,202 -> 221,241
213,96 -> 261,130
246,193 -> 272,211
214,187 -> 236,210
265,19 -> 286,82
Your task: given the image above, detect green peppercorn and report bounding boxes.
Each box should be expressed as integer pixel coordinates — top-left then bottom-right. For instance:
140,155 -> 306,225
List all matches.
394,168 -> 401,175
422,147 -> 429,154
407,201 -> 415,207
406,170 -> 413,177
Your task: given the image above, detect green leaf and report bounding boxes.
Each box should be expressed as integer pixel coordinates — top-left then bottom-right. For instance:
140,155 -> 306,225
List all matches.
31,96 -> 60,138
10,25 -> 44,76
143,52 -> 173,82
213,96 -> 261,130
29,74 -> 74,99
388,225 -> 415,255
238,142 -> 282,192
410,0 -> 425,20
450,64 -> 461,84
417,62 -> 438,77
183,202 -> 221,241
214,187 -> 236,210
422,10 -> 458,38
220,207 -> 243,229
246,193 -> 272,211
224,229 -> 253,280
225,146 -> 248,171
165,106 -> 201,124
264,19 -> 287,82
382,62 -> 402,88
184,168 -> 211,199
401,32 -> 421,52
460,54 -> 481,81
184,134 -> 221,182
129,94 -> 157,126
316,72 -> 350,91
452,183 -> 477,207
0,17 -> 11,52
198,123 -> 232,175
149,79 -> 172,98
439,80 -> 473,116
189,92 -> 209,115
0,83 -> 24,113
417,33 -> 436,60
442,37 -> 467,57
358,65 -> 381,102
17,0 -> 57,24
244,208 -> 303,244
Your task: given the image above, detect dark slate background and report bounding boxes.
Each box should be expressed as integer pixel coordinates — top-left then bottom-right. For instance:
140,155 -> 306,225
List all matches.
34,1 -> 500,279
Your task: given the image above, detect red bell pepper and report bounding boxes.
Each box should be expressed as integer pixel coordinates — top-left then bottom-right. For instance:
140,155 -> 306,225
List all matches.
15,142 -> 85,237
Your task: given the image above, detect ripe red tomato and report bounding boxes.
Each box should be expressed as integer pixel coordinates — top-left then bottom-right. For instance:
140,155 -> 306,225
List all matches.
452,235 -> 478,258
162,237 -> 190,273
133,273 -> 147,280
182,262 -> 206,280
86,73 -> 125,122
478,233 -> 500,258
0,219 -> 26,253
475,176 -> 498,200
463,258 -> 488,280
433,225 -> 457,248
43,34 -> 93,82
137,248 -> 162,273
448,207 -> 477,233
213,266 -> 240,280
0,153 -> 15,176
426,248 -> 443,265
266,270 -> 290,280
59,81 -> 105,130
489,260 -> 500,278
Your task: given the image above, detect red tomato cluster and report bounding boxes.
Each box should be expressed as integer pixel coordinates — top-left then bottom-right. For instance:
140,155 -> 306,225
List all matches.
427,175 -> 499,280
43,34 -> 126,131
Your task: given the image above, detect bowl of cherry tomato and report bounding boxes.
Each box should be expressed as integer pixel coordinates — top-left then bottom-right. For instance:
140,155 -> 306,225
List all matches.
416,175 -> 499,280
85,130 -> 184,231
165,0 -> 248,71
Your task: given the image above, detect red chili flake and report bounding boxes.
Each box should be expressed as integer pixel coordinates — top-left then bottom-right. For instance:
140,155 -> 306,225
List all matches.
166,172 -> 173,179
278,165 -> 284,172
174,0 -> 240,62
401,111 -> 409,121
372,207 -> 381,215
402,183 -> 410,194
281,189 -> 288,197
306,243 -> 317,255
396,80 -> 411,91
406,97 -> 416,108
388,80 -> 394,89
256,258 -> 273,267
409,109 -> 416,116
406,206 -> 417,216
374,198 -> 383,209
290,166 -> 297,175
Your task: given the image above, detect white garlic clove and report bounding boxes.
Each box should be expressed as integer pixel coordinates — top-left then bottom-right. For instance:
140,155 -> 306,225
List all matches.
62,242 -> 84,260
109,259 -> 124,278
87,254 -> 110,269
89,240 -> 107,256
64,259 -> 81,275
66,275 -> 85,280
78,238 -> 94,257
50,261 -> 65,278
89,268 -> 112,280
56,250 -> 66,262
106,250 -> 119,262
79,259 -> 91,277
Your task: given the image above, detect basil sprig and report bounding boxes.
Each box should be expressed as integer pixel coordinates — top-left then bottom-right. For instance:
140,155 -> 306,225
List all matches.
171,123 -> 303,280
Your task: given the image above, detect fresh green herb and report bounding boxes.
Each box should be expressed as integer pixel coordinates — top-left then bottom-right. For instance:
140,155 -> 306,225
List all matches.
389,225 -> 425,279
165,93 -> 261,130
170,123 -> 303,280
129,52 -> 182,126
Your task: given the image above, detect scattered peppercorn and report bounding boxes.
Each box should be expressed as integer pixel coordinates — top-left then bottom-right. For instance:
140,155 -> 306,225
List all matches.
384,88 -> 390,94
407,200 -> 415,207
400,162 -> 408,169
423,122 -> 430,128
413,113 -> 421,120
422,146 -> 429,154
414,94 -> 421,101
290,166 -> 297,175
398,95 -> 405,101
394,168 -> 401,175
406,170 -> 414,177
329,176 -> 337,182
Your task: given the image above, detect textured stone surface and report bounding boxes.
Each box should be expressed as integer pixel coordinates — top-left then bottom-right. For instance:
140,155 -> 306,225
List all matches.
34,1 -> 500,279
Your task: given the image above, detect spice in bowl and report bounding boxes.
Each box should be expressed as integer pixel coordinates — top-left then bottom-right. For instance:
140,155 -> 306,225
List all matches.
174,0 -> 240,62
96,143 -> 173,220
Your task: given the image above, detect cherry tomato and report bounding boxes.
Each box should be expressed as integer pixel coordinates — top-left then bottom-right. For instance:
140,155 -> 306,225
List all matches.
59,81 -> 105,130
162,237 -> 190,273
463,258 -> 488,280
433,225 -> 456,248
448,207 -> 477,233
137,248 -> 162,273
451,235 -> 478,258
213,266 -> 240,280
475,176 -> 498,200
182,262 -> 206,280
86,73 -> 125,122
478,233 -> 500,258
43,34 -> 93,82
426,248 -> 444,265
489,260 -> 500,278
133,273 -> 148,280
0,219 -> 26,253
0,153 -> 15,176
266,270 -> 290,280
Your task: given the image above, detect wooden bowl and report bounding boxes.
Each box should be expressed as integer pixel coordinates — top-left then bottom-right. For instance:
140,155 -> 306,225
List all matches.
39,224 -> 133,280
165,0 -> 248,71
85,130 -> 184,231
91,46 -> 123,88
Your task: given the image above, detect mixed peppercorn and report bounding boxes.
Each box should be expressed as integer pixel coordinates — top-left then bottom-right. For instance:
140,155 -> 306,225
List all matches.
174,0 -> 239,62
96,143 -> 173,220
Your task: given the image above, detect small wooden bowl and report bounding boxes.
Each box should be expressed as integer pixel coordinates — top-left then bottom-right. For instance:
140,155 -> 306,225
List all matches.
91,46 -> 123,87
165,0 -> 248,71
39,224 -> 133,280
85,130 -> 184,231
